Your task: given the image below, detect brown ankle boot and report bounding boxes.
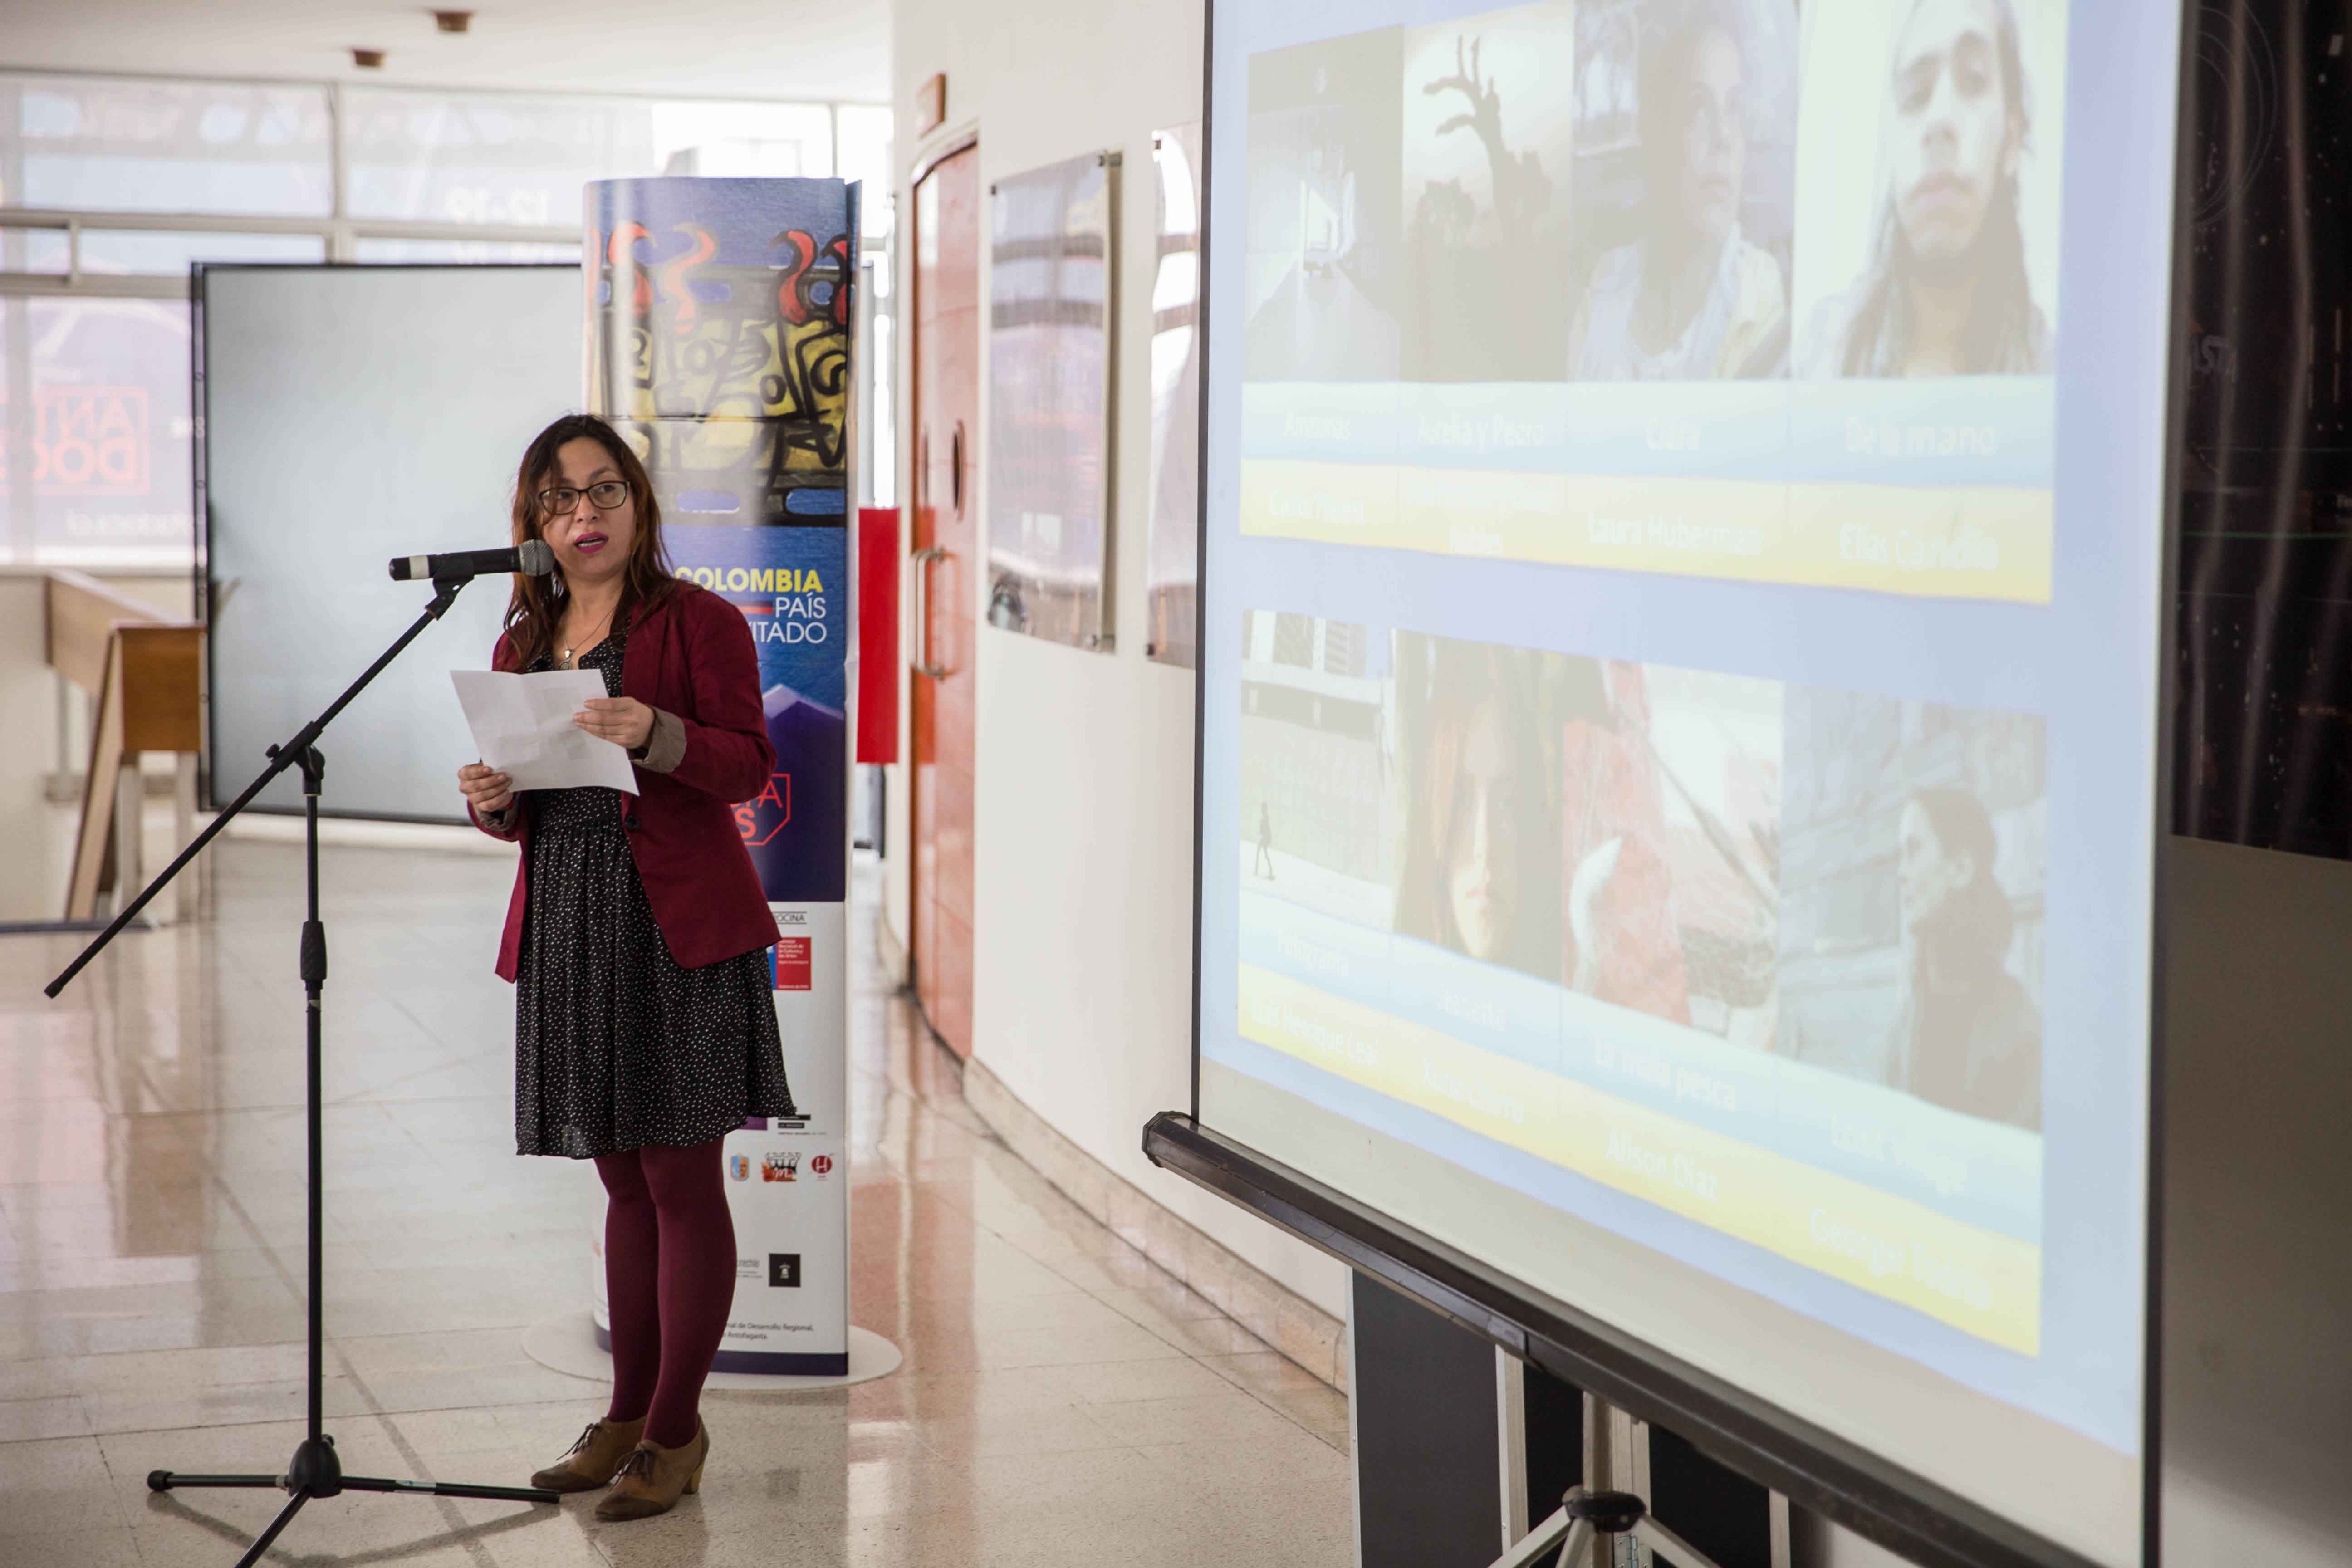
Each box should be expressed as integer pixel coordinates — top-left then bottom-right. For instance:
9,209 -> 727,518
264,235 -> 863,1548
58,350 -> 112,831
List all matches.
530,1416 -> 646,1492
595,1420 -> 708,1522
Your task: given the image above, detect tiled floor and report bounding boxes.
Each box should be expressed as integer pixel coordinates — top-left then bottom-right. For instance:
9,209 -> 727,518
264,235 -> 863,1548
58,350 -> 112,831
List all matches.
0,841 -> 1352,1567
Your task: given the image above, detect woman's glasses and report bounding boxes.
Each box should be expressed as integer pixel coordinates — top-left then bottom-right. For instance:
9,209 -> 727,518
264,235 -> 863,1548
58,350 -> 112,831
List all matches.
538,480 -> 631,515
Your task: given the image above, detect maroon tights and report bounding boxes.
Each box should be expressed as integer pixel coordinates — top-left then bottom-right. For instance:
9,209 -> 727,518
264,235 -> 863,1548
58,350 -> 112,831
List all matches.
593,1137 -> 735,1450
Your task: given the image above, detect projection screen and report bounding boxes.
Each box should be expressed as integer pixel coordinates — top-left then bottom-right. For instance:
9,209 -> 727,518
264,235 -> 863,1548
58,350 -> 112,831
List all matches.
201,264 -> 581,820
1190,0 -> 2181,1561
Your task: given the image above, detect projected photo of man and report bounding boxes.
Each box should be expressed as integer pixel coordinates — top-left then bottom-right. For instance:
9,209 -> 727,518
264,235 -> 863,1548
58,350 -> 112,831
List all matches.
1393,639 -> 1563,982
1774,690 -> 2044,1132
1243,30 -> 1407,382
1566,0 -> 1798,381
1888,789 -> 2041,1130
1793,0 -> 2064,378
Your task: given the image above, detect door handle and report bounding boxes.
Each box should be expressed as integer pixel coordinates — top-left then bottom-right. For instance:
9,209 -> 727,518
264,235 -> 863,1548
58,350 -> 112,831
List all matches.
910,546 -> 949,680
950,421 -> 966,517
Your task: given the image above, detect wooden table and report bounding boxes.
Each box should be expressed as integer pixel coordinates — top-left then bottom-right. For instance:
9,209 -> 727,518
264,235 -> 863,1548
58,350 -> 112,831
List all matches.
45,570 -> 202,922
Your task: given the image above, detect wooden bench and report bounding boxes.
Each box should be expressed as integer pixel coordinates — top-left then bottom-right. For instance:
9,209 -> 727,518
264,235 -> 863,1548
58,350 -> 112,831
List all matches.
46,570 -> 202,922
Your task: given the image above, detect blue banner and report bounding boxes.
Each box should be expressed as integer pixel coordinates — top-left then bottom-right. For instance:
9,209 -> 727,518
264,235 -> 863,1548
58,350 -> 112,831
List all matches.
669,521 -> 847,906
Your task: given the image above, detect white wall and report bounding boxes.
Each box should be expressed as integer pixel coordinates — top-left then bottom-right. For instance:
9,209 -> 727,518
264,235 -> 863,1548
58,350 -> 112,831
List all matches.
886,0 -> 1347,1315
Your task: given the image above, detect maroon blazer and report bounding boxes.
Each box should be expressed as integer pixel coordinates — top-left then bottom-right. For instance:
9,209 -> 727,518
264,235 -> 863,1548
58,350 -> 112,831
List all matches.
471,583 -> 780,980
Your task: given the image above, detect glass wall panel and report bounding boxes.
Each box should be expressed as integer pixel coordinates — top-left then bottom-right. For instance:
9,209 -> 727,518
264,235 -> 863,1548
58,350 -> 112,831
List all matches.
0,76 -> 332,215
354,237 -> 581,264
0,297 -> 194,564
343,89 -> 831,228
837,103 -> 895,239
80,231 -> 325,274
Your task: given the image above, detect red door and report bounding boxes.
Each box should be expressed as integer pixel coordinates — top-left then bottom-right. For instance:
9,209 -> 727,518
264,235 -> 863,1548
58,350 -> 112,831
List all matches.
910,145 -> 980,1058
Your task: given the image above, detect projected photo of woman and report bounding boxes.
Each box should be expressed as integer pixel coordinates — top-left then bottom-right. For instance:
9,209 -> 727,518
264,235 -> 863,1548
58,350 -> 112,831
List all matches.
1393,641 -> 1563,982
1888,789 -> 2042,1130
1793,0 -> 2064,378
1566,0 -> 1798,381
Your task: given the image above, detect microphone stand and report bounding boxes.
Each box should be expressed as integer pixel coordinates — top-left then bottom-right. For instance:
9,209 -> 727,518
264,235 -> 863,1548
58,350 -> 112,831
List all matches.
47,573 -> 561,1568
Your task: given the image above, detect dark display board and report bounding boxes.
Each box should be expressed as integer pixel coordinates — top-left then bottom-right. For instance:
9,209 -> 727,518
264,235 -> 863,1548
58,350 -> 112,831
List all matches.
2172,0 -> 2352,858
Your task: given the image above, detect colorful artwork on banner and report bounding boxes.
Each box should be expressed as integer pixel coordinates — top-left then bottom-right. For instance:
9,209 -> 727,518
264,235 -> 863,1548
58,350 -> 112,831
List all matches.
587,178 -> 855,524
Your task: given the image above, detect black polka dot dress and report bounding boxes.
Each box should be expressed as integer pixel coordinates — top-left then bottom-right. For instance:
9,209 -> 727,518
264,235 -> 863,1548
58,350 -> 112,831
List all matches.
512,629 -> 796,1160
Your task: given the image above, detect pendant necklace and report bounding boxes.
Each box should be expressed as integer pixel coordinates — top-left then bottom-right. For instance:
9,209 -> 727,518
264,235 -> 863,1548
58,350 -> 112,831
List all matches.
559,606 -> 614,670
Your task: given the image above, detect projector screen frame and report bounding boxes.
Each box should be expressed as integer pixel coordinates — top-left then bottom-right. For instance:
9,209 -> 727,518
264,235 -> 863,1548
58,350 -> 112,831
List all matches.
1162,0 -> 2195,1560
1147,1110 -> 2097,1568
193,260 -> 582,825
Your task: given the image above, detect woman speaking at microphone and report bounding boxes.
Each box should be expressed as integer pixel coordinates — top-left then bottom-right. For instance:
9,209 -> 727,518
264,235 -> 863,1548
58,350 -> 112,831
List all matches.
455,413 -> 793,1520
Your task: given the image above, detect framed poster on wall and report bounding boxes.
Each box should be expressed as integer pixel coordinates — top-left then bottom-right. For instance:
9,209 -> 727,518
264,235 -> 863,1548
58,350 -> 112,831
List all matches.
986,149 -> 1118,652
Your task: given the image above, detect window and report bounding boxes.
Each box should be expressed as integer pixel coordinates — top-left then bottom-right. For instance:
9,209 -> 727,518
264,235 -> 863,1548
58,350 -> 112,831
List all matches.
353,238 -> 581,265
0,297 -> 195,564
341,89 -> 831,228
836,104 -> 895,240
0,74 -> 877,566
1,76 -> 332,216
78,231 -> 327,274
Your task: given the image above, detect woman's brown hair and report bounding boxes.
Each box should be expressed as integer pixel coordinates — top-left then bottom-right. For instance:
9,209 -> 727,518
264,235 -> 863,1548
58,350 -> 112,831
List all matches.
502,413 -> 678,670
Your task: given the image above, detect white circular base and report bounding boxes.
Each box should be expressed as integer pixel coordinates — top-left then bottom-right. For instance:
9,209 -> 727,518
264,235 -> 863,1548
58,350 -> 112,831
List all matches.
521,1311 -> 902,1391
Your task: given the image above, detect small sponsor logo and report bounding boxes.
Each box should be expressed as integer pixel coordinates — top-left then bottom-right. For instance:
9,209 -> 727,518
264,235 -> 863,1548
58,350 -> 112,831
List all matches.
809,1154 -> 834,1178
727,1154 -> 751,1181
768,1253 -> 802,1288
761,1151 -> 800,1182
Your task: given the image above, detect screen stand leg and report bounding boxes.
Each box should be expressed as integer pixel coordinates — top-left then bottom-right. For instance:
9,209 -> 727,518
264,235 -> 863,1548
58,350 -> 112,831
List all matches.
1489,1489 -> 1738,1568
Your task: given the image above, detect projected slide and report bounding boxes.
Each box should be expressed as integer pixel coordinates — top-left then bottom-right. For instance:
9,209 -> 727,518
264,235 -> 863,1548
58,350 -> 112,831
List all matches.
1200,0 -> 2174,1559
1238,0 -> 2064,601
1235,616 -> 2043,1348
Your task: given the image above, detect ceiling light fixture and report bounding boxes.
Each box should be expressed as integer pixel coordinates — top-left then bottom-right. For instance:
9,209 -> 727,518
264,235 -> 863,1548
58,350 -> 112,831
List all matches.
352,48 -> 386,68
433,11 -> 475,33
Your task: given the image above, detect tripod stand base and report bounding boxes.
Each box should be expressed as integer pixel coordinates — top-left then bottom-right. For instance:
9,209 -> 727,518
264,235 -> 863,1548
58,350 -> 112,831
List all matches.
146,1430 -> 560,1568
1485,1486 -> 1733,1568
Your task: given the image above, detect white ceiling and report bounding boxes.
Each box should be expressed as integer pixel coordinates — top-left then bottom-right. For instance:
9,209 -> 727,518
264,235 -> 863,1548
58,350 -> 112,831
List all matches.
0,0 -> 892,104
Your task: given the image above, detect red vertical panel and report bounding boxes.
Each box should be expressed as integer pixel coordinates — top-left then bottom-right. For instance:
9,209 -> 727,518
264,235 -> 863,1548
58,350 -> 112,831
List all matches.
857,505 -> 899,763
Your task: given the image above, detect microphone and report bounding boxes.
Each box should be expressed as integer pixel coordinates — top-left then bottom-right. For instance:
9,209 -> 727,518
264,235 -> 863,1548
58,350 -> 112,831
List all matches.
387,539 -> 555,583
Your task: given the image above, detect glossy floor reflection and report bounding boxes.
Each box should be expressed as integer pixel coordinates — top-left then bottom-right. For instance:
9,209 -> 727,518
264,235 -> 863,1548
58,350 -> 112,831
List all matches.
0,842 -> 1351,1567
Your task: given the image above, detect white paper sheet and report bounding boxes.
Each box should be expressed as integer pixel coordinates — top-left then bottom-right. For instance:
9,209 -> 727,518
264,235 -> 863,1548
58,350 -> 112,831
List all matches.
450,669 -> 638,794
